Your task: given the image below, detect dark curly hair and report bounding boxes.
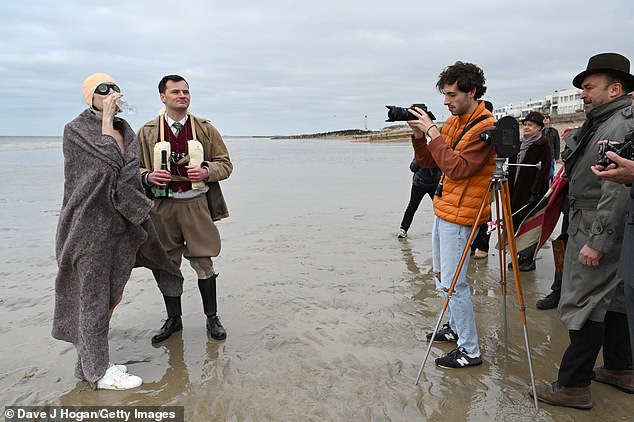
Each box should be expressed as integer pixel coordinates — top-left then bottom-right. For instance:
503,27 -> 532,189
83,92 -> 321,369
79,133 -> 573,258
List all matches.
436,61 -> 487,99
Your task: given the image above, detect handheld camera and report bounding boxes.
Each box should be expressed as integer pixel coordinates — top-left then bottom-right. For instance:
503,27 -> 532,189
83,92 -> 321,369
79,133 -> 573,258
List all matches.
596,133 -> 634,167
385,104 -> 436,122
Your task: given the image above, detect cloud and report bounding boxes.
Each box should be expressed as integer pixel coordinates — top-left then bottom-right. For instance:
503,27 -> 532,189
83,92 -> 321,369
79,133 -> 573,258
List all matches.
1,0 -> 633,136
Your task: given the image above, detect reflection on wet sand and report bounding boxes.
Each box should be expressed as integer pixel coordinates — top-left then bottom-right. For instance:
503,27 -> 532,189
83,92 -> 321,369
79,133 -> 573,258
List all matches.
1,138 -> 633,421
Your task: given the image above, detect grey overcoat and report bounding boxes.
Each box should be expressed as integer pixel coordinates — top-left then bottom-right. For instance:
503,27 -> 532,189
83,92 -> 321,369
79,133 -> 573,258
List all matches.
559,95 -> 634,330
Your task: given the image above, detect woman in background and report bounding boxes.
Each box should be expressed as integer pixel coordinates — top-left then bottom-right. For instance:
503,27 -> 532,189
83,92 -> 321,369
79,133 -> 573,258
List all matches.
509,111 -> 552,271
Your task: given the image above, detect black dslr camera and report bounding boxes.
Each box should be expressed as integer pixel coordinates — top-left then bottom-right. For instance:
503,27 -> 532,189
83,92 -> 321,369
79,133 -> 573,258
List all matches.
385,104 -> 436,122
596,133 -> 634,167
480,116 -> 520,158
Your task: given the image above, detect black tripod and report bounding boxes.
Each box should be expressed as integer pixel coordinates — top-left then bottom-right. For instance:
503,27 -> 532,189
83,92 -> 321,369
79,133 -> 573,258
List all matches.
414,157 -> 538,409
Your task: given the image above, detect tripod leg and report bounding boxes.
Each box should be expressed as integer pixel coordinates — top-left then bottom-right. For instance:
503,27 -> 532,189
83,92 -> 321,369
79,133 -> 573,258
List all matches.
415,308 -> 450,385
415,180 -> 492,385
500,180 -> 539,409
493,185 -> 509,357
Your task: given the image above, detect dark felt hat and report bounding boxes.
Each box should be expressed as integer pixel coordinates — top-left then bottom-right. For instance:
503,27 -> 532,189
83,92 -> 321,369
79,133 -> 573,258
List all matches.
522,111 -> 545,128
573,52 -> 634,92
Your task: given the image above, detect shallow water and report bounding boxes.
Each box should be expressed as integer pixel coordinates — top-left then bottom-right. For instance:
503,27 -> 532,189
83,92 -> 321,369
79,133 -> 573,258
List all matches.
0,137 -> 632,421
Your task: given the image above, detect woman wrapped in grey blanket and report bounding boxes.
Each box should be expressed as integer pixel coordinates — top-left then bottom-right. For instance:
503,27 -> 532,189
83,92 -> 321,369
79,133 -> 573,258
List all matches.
52,73 -> 183,390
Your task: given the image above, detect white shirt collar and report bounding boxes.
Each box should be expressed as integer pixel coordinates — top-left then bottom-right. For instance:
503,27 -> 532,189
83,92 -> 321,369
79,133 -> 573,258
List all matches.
164,114 -> 188,128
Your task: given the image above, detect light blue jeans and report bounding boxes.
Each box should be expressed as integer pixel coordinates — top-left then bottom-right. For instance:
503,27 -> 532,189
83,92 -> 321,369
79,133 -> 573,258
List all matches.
431,216 -> 481,357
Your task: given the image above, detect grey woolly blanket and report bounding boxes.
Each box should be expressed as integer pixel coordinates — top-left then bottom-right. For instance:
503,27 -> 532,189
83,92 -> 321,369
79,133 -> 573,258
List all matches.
52,109 -> 183,384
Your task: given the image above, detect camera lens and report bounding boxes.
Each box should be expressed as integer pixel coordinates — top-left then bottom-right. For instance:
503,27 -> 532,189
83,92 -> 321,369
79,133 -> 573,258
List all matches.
385,106 -> 415,122
385,104 -> 435,122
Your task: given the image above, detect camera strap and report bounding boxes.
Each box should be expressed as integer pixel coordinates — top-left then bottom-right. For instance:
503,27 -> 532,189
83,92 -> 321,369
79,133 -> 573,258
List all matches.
159,112 -> 198,142
452,115 -> 495,149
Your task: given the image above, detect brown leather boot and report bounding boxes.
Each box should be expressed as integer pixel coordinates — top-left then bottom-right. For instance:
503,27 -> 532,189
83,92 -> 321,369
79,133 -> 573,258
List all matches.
593,366 -> 634,394
551,233 -> 567,282
530,380 -> 592,410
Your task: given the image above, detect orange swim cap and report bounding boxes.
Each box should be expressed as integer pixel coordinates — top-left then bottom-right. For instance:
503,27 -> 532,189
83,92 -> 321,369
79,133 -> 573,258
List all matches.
82,72 -> 117,109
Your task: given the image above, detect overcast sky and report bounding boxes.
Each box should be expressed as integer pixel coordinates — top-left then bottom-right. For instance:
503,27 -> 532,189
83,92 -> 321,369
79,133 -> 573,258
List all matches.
2,1 -> 632,137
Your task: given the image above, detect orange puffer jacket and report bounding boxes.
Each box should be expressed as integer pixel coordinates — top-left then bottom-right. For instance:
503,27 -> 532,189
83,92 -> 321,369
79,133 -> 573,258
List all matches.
433,104 -> 496,226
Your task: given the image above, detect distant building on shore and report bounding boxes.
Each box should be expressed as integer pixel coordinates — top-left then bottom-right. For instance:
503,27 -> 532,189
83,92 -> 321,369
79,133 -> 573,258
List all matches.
493,87 -> 583,121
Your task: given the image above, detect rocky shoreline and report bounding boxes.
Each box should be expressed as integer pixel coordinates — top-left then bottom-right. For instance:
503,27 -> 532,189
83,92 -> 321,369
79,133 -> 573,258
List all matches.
271,129 -> 376,140
272,113 -> 586,144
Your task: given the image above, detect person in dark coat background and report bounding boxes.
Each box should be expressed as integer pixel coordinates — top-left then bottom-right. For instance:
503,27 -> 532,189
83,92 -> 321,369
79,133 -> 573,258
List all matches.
542,114 -> 560,183
509,111 -> 552,271
397,159 -> 441,238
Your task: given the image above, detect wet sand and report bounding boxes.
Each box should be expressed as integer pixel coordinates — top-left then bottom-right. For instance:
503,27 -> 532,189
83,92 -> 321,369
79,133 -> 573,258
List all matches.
0,137 -> 632,421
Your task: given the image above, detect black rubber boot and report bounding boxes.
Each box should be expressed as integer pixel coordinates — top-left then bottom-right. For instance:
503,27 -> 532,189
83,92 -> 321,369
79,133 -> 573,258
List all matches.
151,295 -> 183,343
536,289 -> 561,309
198,274 -> 227,340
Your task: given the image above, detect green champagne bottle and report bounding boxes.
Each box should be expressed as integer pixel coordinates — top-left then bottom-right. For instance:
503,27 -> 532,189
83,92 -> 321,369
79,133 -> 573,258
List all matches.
155,150 -> 173,198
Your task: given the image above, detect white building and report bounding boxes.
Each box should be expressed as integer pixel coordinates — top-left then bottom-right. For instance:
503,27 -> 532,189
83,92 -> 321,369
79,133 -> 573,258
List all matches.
551,88 -> 583,115
494,87 -> 582,119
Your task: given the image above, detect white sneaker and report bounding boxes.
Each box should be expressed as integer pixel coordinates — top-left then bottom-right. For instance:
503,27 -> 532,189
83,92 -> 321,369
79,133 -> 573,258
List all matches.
397,229 -> 407,238
473,250 -> 488,259
96,364 -> 142,390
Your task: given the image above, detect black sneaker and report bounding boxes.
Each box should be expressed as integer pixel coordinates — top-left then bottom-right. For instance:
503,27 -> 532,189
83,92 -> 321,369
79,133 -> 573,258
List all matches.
519,260 -> 536,272
426,323 -> 458,342
435,347 -> 483,369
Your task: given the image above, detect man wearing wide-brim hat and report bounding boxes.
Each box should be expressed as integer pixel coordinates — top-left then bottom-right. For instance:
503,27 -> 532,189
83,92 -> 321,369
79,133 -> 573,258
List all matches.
532,53 -> 634,409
